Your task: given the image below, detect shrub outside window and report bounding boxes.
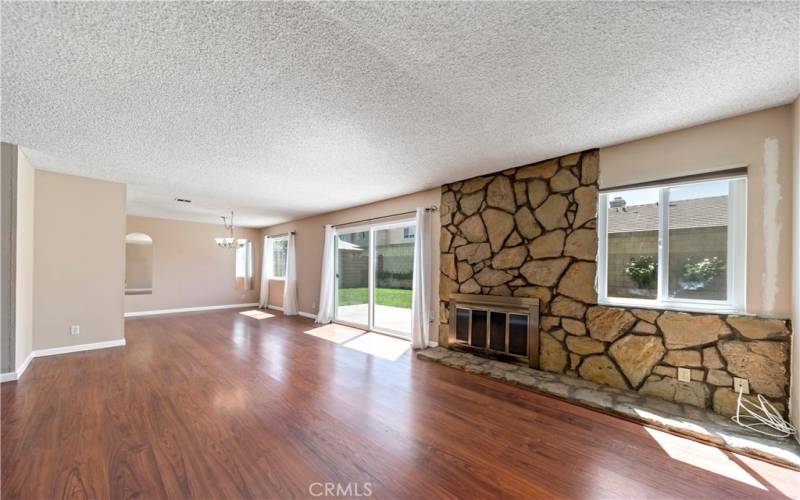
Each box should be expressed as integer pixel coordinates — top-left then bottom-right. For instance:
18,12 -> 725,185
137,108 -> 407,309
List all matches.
597,176 -> 746,313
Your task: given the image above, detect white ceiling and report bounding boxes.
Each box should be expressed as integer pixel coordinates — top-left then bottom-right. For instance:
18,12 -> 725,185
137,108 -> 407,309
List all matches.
2,2 -> 798,227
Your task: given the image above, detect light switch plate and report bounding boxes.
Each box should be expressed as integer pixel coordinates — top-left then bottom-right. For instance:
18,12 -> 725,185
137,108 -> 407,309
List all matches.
677,367 -> 691,383
733,377 -> 750,394
70,324 -> 80,335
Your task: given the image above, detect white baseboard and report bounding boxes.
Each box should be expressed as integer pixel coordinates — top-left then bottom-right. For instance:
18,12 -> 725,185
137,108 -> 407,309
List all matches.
16,350 -> 33,376
266,305 -> 315,320
0,350 -> 33,382
34,338 -> 126,358
125,303 -> 259,317
1,339 -> 125,383
269,306 -> 315,321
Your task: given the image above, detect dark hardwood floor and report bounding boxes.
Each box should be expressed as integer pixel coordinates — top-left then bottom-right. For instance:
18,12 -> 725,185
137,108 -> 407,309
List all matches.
2,309 -> 798,499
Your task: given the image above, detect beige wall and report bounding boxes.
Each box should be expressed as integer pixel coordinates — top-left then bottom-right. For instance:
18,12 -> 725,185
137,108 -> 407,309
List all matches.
266,279 -> 284,309
261,189 -> 440,318
34,171 -> 126,349
124,216 -> 261,313
15,149 -> 34,368
600,105 -> 794,318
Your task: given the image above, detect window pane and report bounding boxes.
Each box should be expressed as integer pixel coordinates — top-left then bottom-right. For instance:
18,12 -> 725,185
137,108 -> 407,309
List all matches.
667,181 -> 729,301
271,238 -> 288,277
335,231 -> 370,326
606,188 -> 659,299
373,225 -> 414,335
236,240 -> 253,290
236,240 -> 249,278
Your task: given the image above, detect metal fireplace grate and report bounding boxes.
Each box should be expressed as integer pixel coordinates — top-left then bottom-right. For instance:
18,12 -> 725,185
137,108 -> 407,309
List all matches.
446,294 -> 540,368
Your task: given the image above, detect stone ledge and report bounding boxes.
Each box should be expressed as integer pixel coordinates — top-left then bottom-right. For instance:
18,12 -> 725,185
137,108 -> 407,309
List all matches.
417,346 -> 800,469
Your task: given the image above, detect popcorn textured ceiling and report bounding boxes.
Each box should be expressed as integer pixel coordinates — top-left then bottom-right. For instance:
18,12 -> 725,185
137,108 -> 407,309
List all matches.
2,2 -> 798,227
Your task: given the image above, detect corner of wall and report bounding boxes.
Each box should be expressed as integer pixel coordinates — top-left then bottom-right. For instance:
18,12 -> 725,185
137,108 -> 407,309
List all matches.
14,148 -> 35,371
791,98 -> 800,440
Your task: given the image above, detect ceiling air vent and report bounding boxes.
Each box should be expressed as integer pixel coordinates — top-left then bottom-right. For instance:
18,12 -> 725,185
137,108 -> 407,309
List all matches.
174,198 -> 192,203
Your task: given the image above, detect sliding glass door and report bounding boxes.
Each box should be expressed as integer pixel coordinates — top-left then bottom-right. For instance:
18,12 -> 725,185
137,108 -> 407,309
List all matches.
334,220 -> 415,338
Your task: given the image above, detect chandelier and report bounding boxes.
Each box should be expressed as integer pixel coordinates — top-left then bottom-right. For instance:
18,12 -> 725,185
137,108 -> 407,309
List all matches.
215,211 -> 240,248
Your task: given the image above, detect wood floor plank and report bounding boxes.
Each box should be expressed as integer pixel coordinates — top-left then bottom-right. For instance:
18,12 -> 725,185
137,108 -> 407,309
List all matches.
2,309 -> 797,499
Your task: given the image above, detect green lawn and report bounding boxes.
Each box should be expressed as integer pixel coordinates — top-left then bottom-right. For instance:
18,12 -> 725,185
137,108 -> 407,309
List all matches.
338,288 -> 412,308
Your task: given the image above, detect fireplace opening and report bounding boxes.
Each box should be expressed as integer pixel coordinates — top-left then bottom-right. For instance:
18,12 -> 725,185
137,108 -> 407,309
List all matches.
446,294 -> 540,368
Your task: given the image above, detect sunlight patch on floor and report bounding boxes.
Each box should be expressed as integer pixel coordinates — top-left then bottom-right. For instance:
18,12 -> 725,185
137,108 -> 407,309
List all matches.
643,427 -> 766,490
240,310 -> 275,320
304,324 -> 410,361
305,323 -> 365,344
342,332 -> 411,361
734,453 -> 800,498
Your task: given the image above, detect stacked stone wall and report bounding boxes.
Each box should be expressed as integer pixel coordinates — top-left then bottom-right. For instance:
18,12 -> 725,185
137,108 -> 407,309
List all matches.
439,150 -> 791,416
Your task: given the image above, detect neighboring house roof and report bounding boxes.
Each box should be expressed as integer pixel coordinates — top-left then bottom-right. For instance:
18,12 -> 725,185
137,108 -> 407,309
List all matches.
607,196 -> 728,233
338,240 -> 365,251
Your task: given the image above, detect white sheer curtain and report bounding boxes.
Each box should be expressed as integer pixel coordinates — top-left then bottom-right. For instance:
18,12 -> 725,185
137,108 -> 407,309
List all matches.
411,208 -> 433,349
316,225 -> 336,324
283,233 -> 299,315
259,236 -> 273,309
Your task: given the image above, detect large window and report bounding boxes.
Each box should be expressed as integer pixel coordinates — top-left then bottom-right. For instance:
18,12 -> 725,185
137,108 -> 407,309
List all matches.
270,236 -> 288,278
597,176 -> 746,312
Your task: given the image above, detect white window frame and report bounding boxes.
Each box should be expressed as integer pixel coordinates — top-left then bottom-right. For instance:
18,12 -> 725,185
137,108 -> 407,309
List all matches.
269,235 -> 289,280
597,175 -> 747,314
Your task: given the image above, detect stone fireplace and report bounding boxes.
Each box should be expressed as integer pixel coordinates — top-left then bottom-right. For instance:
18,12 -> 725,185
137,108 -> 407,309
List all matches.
438,149 -> 792,418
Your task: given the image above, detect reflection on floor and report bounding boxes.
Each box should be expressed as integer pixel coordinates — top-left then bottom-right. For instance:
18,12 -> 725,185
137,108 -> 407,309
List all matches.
304,323 -> 411,361
335,304 -> 412,335
344,332 -> 411,361
239,309 -> 275,320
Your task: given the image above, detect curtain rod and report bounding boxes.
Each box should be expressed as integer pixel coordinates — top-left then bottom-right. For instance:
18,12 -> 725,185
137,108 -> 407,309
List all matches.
330,206 -> 438,229
266,231 -> 296,238
600,166 -> 748,193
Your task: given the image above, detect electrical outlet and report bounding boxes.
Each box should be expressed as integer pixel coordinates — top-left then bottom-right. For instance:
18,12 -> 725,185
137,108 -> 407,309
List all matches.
733,377 -> 750,394
70,324 -> 80,335
677,367 -> 691,383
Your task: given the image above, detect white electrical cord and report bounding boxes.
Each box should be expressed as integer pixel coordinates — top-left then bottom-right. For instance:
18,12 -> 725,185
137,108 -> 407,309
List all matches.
731,386 -> 796,438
